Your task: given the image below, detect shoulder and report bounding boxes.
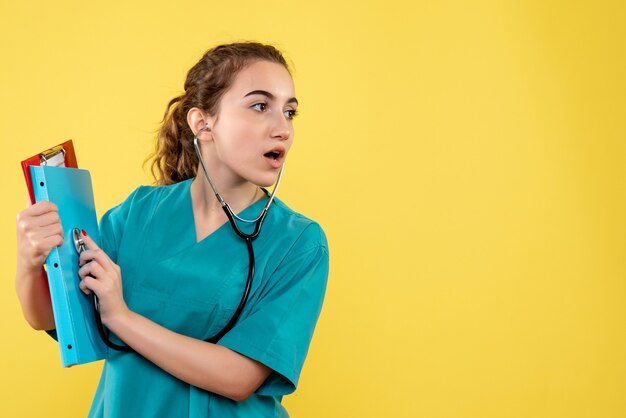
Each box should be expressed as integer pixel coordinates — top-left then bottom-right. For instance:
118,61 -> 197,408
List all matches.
99,179 -> 190,246
98,179 -> 191,259
101,179 -> 190,223
265,197 -> 329,257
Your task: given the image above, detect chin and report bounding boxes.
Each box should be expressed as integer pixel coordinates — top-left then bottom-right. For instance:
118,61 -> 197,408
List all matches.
256,179 -> 278,189
253,172 -> 281,189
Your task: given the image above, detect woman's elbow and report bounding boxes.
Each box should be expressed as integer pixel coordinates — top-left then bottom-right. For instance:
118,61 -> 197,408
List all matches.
196,348 -> 271,401
228,388 -> 254,402
220,378 -> 263,402
215,369 -> 270,402
194,383 -> 253,402
22,310 -> 55,331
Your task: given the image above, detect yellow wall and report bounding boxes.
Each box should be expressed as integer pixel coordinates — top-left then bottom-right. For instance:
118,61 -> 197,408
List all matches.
1,1 -> 625,417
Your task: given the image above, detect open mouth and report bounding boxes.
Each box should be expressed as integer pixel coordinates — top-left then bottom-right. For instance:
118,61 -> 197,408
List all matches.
264,151 -> 281,160
263,148 -> 285,168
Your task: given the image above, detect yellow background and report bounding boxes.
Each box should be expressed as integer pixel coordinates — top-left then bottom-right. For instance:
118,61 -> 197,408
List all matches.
1,1 -> 625,417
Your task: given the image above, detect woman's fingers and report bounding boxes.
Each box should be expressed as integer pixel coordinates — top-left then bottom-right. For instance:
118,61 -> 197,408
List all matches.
37,223 -> 64,240
23,201 -> 58,216
75,232 -> 126,325
18,201 -> 60,229
78,260 -> 107,296
79,248 -> 105,267
24,224 -> 64,254
78,232 -> 117,270
17,206 -> 61,235
39,235 -> 64,253
17,203 -> 63,241
79,276 -> 104,296
78,258 -> 106,281
30,210 -> 62,228
16,203 -> 65,268
78,277 -> 92,295
80,231 -> 101,251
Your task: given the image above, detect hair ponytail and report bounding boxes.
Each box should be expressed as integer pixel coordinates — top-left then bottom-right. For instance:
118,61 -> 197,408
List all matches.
146,42 -> 290,185
148,94 -> 197,185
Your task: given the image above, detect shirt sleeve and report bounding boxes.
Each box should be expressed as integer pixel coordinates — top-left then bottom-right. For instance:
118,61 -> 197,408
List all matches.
98,186 -> 143,263
216,223 -> 330,396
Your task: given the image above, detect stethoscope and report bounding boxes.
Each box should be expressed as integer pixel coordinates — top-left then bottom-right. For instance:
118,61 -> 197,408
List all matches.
76,124 -> 284,352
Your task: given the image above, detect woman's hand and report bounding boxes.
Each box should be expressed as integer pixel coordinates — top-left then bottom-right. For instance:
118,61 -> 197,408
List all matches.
16,201 -> 64,271
15,200 -> 61,330
78,231 -> 129,326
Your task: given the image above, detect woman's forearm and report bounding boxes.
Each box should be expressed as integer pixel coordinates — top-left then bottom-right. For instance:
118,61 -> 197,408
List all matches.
106,308 -> 271,401
15,201 -> 63,331
15,264 -> 55,330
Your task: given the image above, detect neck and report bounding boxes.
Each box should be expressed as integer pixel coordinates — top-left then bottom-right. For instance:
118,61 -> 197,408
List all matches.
190,172 -> 262,243
191,172 -> 262,217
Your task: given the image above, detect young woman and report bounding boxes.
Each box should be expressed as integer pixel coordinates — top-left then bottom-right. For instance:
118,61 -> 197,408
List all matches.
16,42 -> 329,418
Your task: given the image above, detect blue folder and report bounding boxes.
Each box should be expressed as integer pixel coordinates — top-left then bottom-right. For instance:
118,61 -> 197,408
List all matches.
30,165 -> 108,367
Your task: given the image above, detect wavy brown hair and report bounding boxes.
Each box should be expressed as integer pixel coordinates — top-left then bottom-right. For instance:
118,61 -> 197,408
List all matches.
147,42 -> 290,185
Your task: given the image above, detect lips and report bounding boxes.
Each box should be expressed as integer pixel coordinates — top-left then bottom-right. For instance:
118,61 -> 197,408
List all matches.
263,146 -> 285,169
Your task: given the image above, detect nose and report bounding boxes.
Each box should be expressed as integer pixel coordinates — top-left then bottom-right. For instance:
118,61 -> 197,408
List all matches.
270,112 -> 291,141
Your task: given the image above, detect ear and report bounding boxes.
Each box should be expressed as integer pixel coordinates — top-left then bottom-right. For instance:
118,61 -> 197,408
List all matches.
187,107 -> 214,141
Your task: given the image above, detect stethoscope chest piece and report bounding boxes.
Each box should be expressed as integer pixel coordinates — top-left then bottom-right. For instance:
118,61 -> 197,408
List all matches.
72,228 -> 87,254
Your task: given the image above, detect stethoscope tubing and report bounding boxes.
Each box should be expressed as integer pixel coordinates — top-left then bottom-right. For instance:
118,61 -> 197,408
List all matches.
193,127 -> 285,224
84,126 -> 282,353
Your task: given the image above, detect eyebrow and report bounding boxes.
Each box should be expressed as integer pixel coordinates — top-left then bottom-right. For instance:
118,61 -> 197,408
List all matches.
244,90 -> 298,105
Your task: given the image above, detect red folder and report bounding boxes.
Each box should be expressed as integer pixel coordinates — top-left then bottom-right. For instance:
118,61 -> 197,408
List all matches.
21,140 -> 78,205
21,140 -> 79,283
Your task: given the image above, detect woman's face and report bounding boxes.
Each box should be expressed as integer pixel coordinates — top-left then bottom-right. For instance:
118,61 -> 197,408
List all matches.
209,60 -> 298,188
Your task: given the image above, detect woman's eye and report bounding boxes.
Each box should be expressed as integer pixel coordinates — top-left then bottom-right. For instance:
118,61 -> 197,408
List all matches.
252,103 -> 267,112
284,109 -> 299,120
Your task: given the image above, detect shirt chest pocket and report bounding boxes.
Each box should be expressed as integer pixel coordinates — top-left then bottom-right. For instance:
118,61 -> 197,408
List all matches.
122,250 -> 249,341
